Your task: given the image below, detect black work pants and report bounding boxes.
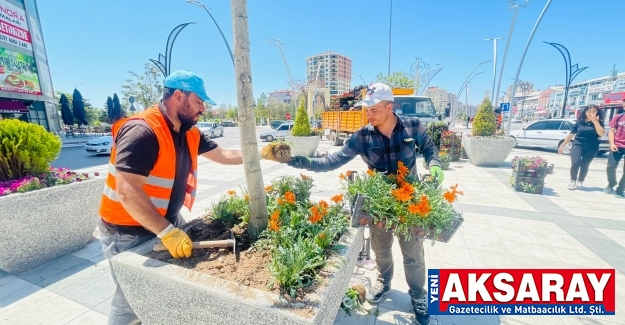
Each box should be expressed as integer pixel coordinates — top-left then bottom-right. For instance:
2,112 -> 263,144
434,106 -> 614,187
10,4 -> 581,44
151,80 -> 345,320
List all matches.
607,147 -> 625,192
569,141 -> 599,181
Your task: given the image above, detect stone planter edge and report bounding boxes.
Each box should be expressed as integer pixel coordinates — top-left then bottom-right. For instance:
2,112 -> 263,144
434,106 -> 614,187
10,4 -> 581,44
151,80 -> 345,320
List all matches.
111,226 -> 364,325
0,178 -> 105,273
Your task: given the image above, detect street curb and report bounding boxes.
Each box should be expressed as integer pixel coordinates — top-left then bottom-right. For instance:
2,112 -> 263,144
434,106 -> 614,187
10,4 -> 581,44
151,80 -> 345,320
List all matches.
62,144 -> 86,149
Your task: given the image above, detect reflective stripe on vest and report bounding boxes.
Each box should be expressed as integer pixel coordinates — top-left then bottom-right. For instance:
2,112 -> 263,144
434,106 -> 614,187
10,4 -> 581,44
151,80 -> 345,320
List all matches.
107,164 -> 175,188
102,181 -> 170,210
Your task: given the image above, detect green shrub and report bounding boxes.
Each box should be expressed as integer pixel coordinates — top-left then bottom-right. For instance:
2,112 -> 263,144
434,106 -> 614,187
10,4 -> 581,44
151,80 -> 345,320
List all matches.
291,96 -> 311,136
472,97 -> 497,136
0,119 -> 61,182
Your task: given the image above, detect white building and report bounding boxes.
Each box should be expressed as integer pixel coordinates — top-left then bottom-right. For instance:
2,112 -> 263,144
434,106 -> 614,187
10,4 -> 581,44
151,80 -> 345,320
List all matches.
306,52 -> 352,96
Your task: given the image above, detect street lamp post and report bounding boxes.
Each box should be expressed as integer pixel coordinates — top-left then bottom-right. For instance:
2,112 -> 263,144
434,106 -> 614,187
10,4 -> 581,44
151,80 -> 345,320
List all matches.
485,37 -> 504,104
150,22 -> 197,78
387,0 -> 393,76
543,41 -> 588,118
74,82 -> 83,89
454,60 -> 491,126
267,38 -> 296,114
510,78 -> 529,118
494,0 -> 530,108
186,0 -> 234,65
461,71 -> 485,118
506,0 -> 553,136
355,73 -> 367,86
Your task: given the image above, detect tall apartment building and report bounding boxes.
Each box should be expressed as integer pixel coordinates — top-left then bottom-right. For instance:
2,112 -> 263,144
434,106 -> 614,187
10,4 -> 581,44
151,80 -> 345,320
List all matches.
268,89 -> 299,104
306,52 -> 352,96
423,87 -> 448,111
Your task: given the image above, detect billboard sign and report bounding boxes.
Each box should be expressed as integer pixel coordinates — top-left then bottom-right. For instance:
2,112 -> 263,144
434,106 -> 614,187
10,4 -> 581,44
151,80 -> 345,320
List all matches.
0,46 -> 41,95
0,0 -> 31,51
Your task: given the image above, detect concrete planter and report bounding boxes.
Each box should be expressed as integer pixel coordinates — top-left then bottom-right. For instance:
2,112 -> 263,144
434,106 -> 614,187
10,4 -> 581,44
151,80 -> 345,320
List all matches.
285,135 -> 321,158
462,135 -> 515,167
0,178 -> 105,273
111,227 -> 364,325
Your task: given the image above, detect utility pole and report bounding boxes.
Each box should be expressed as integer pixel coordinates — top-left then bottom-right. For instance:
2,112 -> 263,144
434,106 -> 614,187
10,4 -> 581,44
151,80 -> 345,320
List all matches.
231,0 -> 267,240
485,38 -> 504,105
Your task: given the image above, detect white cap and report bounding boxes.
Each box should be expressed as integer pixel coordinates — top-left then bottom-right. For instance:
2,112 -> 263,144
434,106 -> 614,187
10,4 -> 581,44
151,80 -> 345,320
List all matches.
355,83 -> 394,107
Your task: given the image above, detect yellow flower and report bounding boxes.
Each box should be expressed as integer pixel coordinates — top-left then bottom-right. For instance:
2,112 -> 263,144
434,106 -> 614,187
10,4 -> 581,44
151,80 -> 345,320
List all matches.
227,190 -> 236,195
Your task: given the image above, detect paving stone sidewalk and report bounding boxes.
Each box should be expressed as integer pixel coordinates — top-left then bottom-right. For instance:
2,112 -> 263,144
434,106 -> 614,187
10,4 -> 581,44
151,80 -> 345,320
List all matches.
1,141 -> 624,325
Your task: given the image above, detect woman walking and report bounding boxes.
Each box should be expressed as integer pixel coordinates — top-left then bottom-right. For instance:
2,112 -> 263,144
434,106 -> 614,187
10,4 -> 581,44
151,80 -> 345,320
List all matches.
559,105 -> 605,190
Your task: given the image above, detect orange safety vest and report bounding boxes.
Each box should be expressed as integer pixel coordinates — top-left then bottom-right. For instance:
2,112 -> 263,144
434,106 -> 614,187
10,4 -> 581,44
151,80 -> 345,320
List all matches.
99,105 -> 200,226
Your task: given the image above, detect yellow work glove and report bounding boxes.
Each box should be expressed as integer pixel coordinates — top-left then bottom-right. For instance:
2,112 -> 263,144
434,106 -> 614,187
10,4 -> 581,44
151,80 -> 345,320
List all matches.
260,144 -> 279,162
160,227 -> 192,258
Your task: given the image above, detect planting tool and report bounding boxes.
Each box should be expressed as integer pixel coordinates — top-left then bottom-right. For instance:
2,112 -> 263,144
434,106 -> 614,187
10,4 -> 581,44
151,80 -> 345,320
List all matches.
153,231 -> 237,257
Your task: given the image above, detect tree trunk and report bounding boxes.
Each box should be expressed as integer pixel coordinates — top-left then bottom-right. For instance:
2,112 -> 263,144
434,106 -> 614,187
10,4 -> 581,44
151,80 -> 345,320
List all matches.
230,0 -> 268,240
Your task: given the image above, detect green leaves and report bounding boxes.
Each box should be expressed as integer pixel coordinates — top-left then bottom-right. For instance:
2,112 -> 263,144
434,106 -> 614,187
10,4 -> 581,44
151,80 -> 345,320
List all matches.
291,95 -> 311,136
0,119 -> 61,182
472,97 -> 497,137
375,71 -> 417,89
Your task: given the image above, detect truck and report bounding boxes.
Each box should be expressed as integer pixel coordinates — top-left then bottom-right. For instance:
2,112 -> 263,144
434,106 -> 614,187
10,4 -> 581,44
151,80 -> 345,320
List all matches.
321,88 -> 446,146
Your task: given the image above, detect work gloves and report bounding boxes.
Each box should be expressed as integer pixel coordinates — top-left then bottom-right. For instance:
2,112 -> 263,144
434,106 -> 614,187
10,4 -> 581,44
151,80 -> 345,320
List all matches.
429,165 -> 444,184
160,227 -> 192,259
287,155 -> 312,169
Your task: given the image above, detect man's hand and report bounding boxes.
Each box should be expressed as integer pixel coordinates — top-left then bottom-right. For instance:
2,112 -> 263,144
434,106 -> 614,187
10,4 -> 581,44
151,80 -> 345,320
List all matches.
611,143 -> 619,152
287,155 -> 312,169
260,144 -> 278,162
429,166 -> 444,183
161,228 -> 192,258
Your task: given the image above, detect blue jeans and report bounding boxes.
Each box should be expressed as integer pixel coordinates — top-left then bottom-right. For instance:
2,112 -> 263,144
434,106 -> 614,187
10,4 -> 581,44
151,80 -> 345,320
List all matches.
98,221 -> 154,325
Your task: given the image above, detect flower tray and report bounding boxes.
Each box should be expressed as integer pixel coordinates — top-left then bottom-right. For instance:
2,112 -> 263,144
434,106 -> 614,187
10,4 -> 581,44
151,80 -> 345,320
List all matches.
350,194 -> 464,243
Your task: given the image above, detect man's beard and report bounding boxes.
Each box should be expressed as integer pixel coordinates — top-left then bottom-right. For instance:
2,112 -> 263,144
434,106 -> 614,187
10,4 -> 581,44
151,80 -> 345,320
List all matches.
177,100 -> 199,131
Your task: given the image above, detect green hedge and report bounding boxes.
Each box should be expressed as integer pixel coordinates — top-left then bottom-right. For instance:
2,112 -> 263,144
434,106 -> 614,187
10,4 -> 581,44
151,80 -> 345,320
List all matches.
472,97 -> 496,137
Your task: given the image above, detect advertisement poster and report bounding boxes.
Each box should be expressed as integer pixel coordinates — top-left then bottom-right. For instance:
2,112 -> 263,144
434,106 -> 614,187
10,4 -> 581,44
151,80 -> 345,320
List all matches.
0,0 -> 31,50
0,47 -> 41,95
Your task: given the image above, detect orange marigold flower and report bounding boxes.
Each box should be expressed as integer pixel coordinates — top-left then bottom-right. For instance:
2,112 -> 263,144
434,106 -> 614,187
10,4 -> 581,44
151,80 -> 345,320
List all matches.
309,212 -> 323,224
310,205 -> 319,214
443,190 -> 456,203
300,174 -> 311,180
227,190 -> 236,195
277,198 -> 285,205
366,169 -> 375,176
319,200 -> 329,209
401,182 -> 415,196
331,194 -> 344,203
269,210 -> 280,231
346,170 -> 354,177
391,188 -> 412,202
397,161 -> 409,180
415,195 -> 431,216
408,204 -> 420,215
450,184 -> 464,196
244,194 -> 250,201
265,185 -> 273,192
339,173 -> 346,180
399,216 -> 406,223
284,191 -> 296,204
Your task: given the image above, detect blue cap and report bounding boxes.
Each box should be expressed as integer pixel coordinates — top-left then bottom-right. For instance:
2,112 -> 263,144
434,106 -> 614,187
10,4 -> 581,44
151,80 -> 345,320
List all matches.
164,70 -> 216,105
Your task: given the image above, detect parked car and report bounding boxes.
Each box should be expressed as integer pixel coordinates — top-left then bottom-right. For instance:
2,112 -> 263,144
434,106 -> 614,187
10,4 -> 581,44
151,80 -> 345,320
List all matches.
509,118 -> 610,155
259,122 -> 294,142
197,122 -> 224,138
270,120 -> 284,130
220,121 -> 236,127
85,135 -> 113,155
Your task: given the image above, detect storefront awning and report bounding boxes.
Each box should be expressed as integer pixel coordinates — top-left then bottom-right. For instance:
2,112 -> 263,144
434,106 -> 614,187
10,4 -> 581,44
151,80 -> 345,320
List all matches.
0,101 -> 28,113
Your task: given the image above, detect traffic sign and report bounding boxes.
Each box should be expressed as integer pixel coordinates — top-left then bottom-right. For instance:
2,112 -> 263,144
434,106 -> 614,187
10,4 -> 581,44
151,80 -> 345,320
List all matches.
500,102 -> 510,112
286,113 -> 291,120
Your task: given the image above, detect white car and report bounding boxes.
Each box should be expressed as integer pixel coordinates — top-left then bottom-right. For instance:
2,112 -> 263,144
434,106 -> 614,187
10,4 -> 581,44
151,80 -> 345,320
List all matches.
197,122 -> 224,138
85,135 -> 113,155
509,118 -> 610,155
259,122 -> 294,142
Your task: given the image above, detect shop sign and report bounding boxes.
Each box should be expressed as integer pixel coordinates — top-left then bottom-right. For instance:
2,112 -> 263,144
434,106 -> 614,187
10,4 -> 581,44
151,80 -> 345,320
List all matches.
0,46 -> 41,95
0,1 -> 31,51
604,92 -> 625,104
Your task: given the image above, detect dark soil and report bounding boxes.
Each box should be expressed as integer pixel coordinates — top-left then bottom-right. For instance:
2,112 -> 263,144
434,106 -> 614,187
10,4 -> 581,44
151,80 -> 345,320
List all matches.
272,142 -> 292,163
146,217 -> 329,310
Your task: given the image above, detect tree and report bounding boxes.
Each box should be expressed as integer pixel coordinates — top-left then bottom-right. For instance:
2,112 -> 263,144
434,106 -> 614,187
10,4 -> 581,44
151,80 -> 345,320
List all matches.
376,71 -> 416,89
255,93 -> 269,122
57,91 -> 104,126
112,93 -> 124,123
291,96 -> 311,136
231,0 -> 268,240
226,104 -> 238,120
106,96 -> 114,123
472,97 -> 497,136
267,97 -> 289,121
121,63 -> 163,112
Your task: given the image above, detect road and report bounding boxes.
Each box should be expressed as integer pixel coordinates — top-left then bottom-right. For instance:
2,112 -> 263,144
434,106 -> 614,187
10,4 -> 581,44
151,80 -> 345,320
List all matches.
52,126 -> 272,173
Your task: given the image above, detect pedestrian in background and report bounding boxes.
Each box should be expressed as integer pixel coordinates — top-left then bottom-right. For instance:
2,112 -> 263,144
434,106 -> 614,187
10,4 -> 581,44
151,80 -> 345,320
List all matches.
559,104 -> 605,190
605,100 -> 625,198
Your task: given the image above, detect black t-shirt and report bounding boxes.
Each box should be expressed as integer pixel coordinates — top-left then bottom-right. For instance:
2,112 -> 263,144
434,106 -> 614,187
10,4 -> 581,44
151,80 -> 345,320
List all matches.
104,105 -> 218,235
570,120 -> 602,143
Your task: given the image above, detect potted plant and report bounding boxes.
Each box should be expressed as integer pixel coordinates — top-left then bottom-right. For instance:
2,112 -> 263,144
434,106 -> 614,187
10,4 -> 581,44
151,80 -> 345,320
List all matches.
509,156 -> 549,194
110,174 -> 363,325
343,162 -> 464,243
0,119 -> 104,273
440,130 -> 462,162
285,96 -> 321,157
462,97 -> 515,167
